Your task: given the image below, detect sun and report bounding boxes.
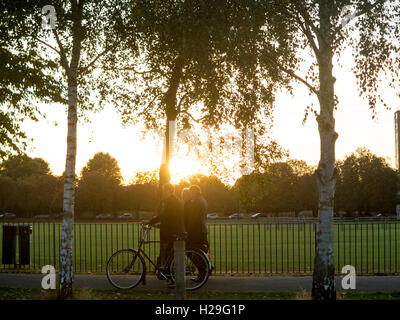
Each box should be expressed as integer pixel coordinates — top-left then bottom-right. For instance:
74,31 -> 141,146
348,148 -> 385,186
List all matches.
169,157 -> 208,184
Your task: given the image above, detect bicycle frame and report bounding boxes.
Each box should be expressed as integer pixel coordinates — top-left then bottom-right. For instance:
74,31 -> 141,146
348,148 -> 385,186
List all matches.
127,224 -> 212,285
128,225 -> 171,277
106,223 -> 213,291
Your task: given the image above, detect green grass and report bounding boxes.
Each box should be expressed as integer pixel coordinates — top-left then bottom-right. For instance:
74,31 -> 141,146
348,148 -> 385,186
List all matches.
1,221 -> 400,275
0,287 -> 399,300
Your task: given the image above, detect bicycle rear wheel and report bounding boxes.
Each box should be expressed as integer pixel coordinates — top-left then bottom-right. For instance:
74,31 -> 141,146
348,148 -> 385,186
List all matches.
169,249 -> 211,291
106,249 -> 145,289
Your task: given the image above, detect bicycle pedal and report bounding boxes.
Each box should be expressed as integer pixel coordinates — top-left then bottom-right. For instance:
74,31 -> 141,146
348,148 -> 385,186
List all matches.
190,277 -> 203,283
156,271 -> 168,280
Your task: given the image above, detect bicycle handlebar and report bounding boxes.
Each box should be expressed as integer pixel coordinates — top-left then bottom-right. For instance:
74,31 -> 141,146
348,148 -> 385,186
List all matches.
141,223 -> 187,241
141,223 -> 152,230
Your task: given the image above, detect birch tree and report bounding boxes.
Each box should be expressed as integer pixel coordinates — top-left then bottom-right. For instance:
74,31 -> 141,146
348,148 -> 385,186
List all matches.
7,0 -> 135,298
100,0 -> 287,181
243,0 -> 400,300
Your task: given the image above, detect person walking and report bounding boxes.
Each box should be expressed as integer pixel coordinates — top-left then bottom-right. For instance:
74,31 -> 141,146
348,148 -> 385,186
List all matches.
187,185 -> 209,253
183,185 -> 210,282
148,183 -> 185,280
181,188 -> 192,235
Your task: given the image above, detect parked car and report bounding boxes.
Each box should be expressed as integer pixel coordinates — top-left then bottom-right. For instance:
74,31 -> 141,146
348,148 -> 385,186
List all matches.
251,213 -> 267,219
0,212 -> 16,219
207,213 -> 219,219
229,213 -> 244,219
118,213 -> 132,219
96,213 -> 112,219
33,214 -> 50,219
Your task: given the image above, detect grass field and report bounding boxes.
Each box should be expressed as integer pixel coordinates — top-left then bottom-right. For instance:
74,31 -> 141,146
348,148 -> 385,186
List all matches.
1,221 -> 399,275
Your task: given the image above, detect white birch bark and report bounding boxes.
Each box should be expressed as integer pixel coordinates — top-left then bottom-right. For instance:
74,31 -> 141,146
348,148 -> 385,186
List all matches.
311,1 -> 337,301
59,78 -> 78,298
58,1 -> 82,299
169,120 -> 176,162
161,120 -> 176,165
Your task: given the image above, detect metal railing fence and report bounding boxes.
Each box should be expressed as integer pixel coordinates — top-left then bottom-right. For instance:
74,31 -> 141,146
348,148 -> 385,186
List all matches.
1,221 -> 399,275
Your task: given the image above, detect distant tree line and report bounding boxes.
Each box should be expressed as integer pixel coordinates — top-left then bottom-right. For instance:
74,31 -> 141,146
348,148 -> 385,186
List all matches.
0,148 -> 396,219
0,156 -> 63,217
234,148 -> 397,217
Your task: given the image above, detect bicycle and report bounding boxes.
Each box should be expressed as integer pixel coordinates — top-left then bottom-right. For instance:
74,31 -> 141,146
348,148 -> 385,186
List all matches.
106,223 -> 212,291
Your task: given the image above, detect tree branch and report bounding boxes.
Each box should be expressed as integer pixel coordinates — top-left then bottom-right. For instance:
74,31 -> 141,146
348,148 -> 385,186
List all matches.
102,66 -> 158,74
143,92 -> 162,113
80,41 -> 121,75
36,38 -> 60,55
51,28 -> 70,73
333,0 -> 387,36
178,110 -> 205,123
263,52 -> 319,96
176,91 -> 191,113
293,12 -> 320,63
69,0 -> 84,73
291,0 -> 324,41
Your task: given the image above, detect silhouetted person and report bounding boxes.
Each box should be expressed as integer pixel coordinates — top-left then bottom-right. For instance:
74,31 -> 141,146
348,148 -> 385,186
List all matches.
183,185 -> 209,282
148,183 -> 185,275
187,185 -> 209,252
181,188 -> 192,233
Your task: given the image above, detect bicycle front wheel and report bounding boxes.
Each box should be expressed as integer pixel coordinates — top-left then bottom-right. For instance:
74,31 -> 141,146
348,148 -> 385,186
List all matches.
106,249 -> 145,289
169,249 -> 211,291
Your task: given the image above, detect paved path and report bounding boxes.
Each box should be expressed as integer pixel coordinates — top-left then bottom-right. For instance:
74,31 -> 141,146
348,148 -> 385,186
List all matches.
0,273 -> 400,292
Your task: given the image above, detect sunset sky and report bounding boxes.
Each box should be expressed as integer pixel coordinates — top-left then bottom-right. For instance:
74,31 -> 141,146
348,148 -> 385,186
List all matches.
22,48 -> 399,184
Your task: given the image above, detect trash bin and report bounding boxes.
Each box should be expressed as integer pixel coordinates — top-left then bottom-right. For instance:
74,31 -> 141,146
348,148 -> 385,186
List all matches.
1,224 -> 32,265
18,224 -> 32,265
2,225 -> 17,264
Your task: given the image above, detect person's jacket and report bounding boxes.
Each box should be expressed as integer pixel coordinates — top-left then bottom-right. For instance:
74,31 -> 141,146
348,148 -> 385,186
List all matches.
186,195 -> 208,244
183,200 -> 192,233
150,195 -> 185,241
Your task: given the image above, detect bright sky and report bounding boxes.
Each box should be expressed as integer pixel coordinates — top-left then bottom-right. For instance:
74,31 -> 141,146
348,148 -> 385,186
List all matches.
21,49 -> 399,184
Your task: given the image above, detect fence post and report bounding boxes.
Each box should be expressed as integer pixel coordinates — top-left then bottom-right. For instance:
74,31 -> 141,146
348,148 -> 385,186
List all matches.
174,239 -> 186,300
53,223 -> 56,269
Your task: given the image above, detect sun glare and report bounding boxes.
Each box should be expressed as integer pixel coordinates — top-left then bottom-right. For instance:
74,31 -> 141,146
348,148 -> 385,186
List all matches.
169,157 -> 205,184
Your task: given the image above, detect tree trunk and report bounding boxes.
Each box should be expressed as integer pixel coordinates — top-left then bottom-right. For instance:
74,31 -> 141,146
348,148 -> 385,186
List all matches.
59,76 -> 78,299
160,57 -> 185,300
58,3 -> 82,298
160,57 -> 184,180
312,1 -> 337,301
